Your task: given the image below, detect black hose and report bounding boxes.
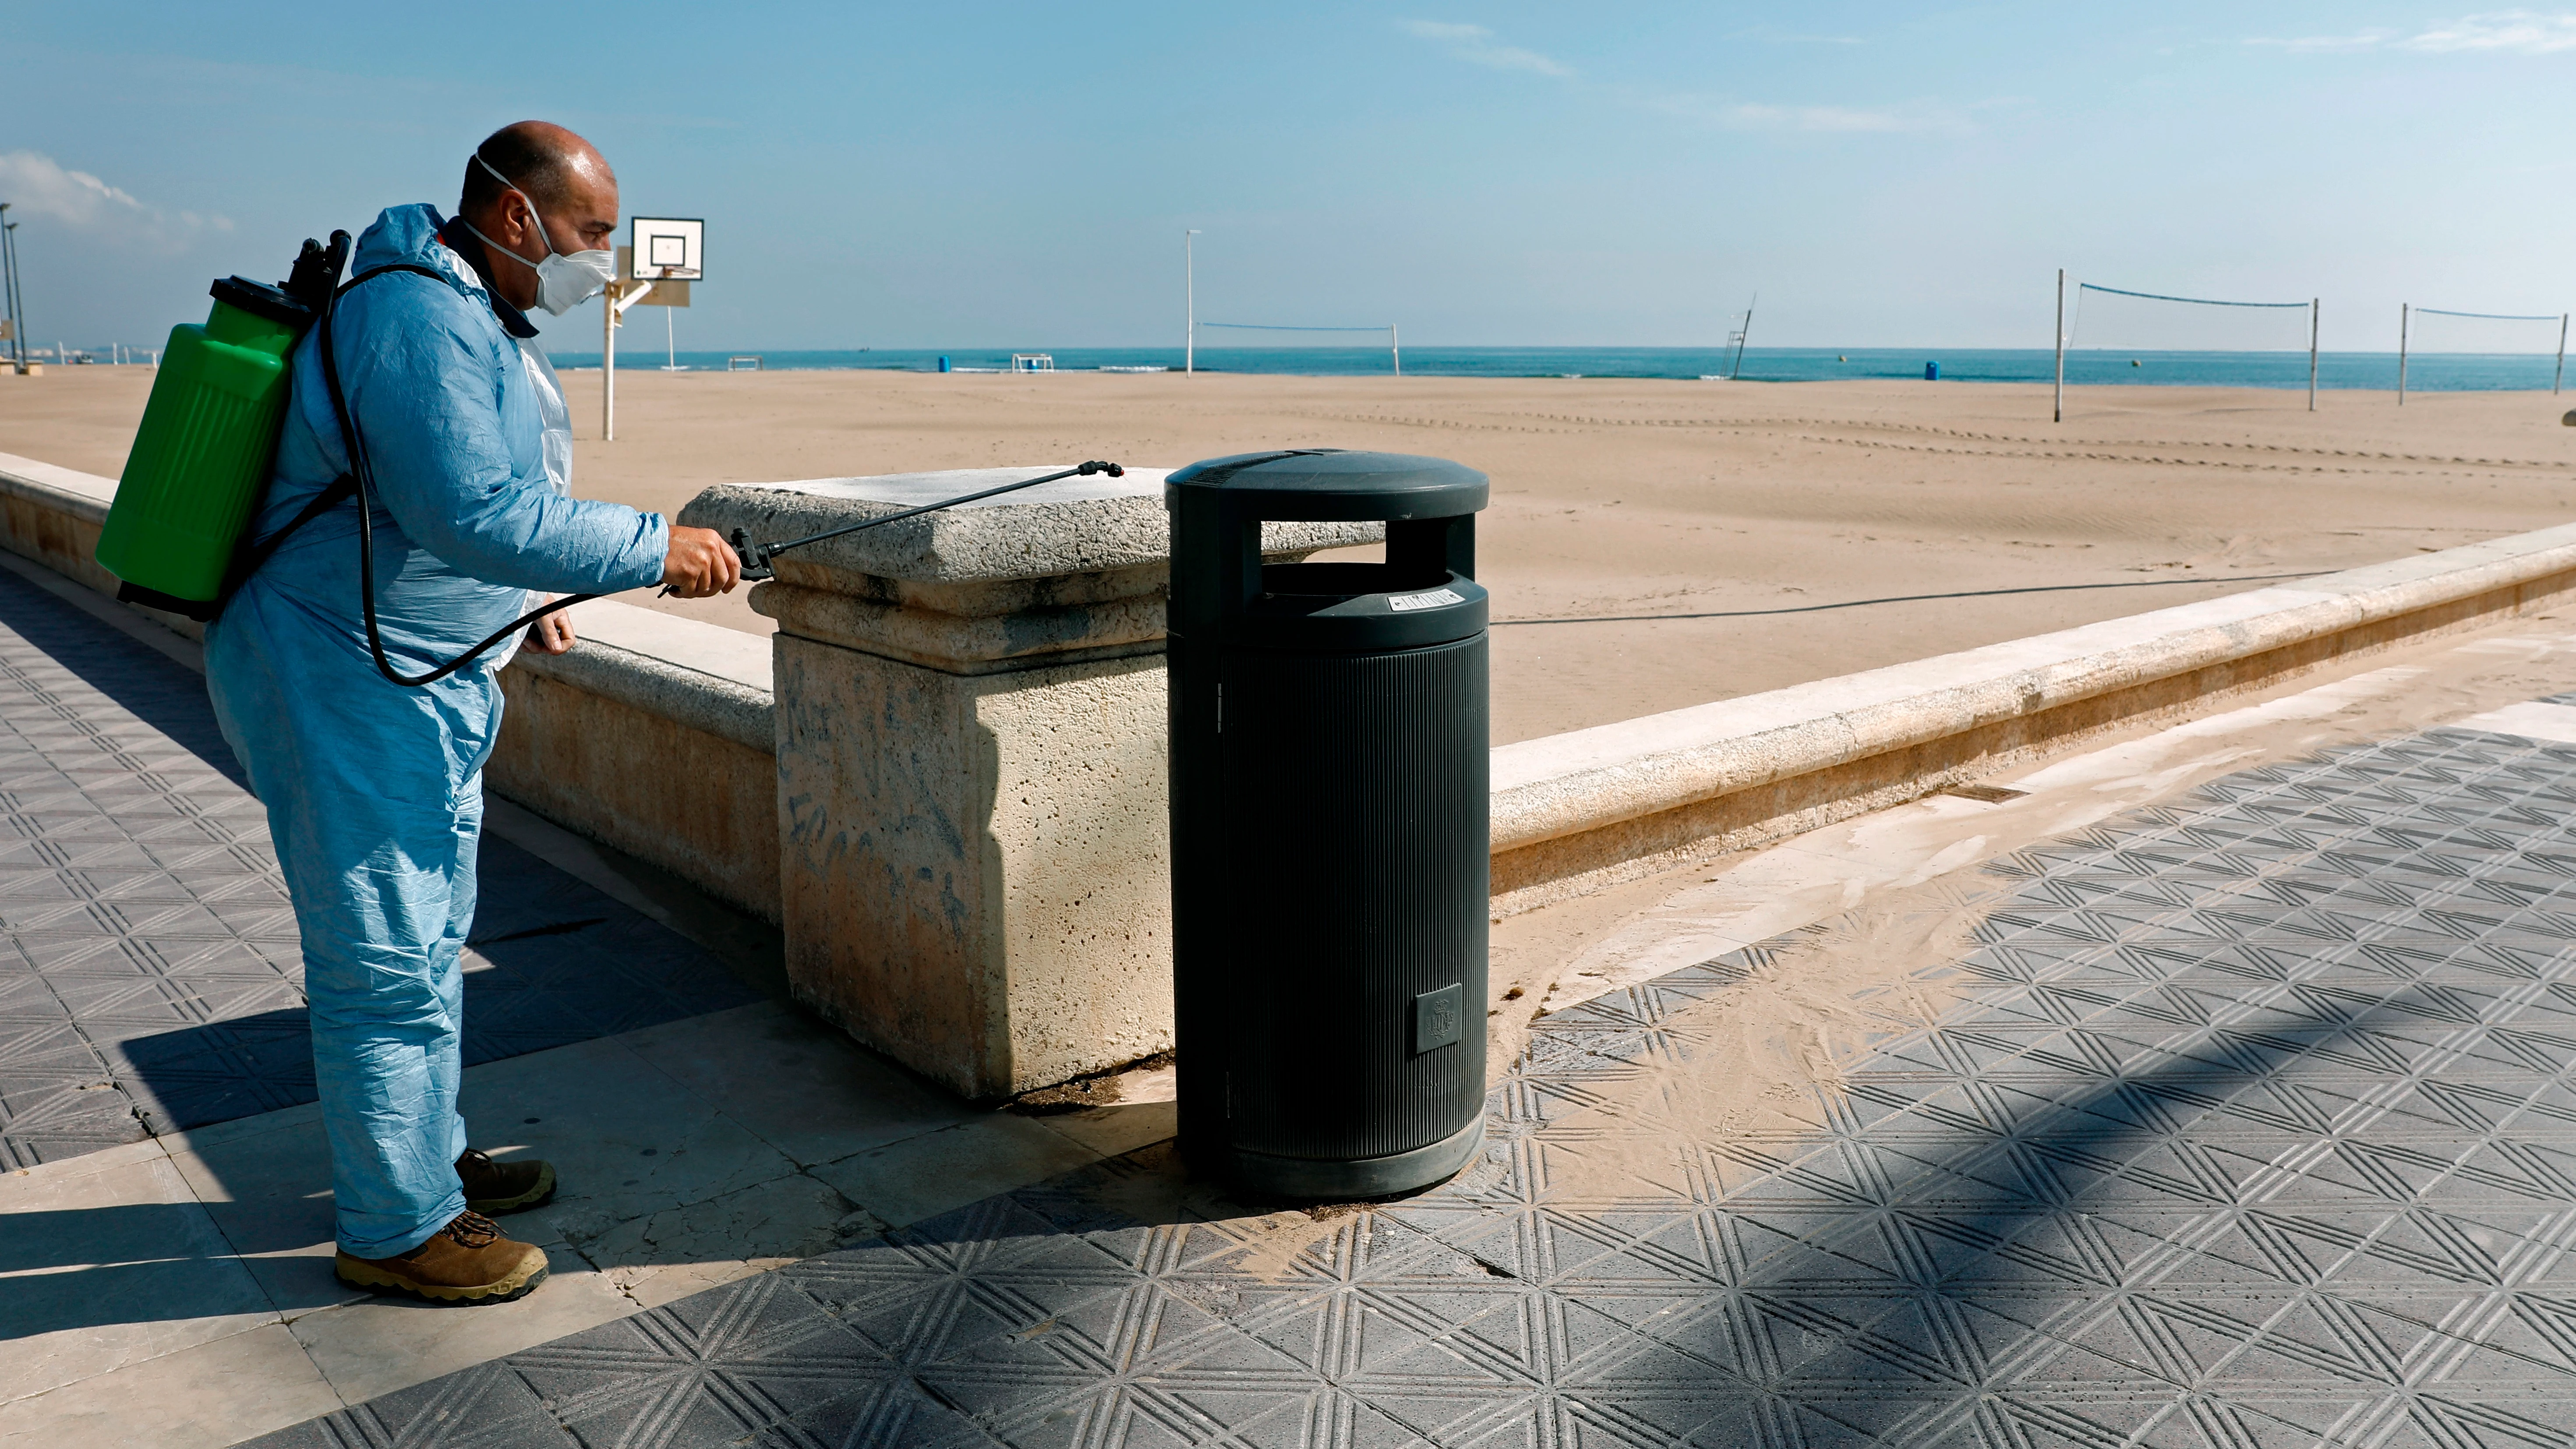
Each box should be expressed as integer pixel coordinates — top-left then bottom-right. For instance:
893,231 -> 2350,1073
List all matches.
316,267 -> 598,688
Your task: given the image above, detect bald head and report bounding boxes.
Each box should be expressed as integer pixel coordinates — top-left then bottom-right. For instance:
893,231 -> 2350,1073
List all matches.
461,121 -> 611,216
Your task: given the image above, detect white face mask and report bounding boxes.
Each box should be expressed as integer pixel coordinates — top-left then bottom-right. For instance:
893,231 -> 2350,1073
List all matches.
460,154 -> 616,316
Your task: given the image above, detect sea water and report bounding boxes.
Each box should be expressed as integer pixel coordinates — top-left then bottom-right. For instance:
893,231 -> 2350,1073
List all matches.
551,346 -> 2570,393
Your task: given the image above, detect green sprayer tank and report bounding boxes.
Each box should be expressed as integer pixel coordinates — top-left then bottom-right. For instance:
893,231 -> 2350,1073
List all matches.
93,275 -> 316,614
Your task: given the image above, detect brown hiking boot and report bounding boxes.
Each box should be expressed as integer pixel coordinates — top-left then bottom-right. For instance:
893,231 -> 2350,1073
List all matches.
336,1212 -> 550,1303
456,1147 -> 556,1214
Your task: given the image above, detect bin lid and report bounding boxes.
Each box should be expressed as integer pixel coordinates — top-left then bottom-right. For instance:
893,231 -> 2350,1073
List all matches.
1165,449 -> 1487,521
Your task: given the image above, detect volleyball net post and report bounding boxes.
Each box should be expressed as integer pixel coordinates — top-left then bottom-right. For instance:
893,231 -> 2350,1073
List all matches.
2310,300 -> 2319,413
1184,229 -> 1200,376
2053,269 -> 2065,424
1196,321 -> 1403,375
2399,304 -> 2411,406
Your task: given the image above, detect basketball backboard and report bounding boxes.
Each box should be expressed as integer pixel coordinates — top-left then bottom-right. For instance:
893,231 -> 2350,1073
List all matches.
629,218 -> 704,281
612,248 -> 689,307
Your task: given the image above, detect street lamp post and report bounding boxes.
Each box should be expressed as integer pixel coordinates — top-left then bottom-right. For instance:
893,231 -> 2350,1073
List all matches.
7,223 -> 23,373
1184,229 -> 1200,375
0,205 -> 22,373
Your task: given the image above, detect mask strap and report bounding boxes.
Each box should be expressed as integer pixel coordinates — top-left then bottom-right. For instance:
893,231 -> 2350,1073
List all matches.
456,219 -> 541,276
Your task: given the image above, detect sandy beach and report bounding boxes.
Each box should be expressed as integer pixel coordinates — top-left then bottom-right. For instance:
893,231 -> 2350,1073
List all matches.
9,367 -> 2575,743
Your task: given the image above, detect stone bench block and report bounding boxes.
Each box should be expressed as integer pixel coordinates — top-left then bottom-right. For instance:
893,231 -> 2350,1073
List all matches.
682,467 -> 1376,1099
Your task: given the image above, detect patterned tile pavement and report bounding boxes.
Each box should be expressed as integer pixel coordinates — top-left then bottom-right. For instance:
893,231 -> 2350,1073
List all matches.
0,568 -> 758,1168
244,716 -> 2576,1447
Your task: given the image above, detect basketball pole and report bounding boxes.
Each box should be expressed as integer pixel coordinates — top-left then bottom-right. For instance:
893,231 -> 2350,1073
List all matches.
2397,304 -> 2409,406
2307,299 -> 2319,413
603,281 -> 617,441
602,273 -> 657,438
2053,269 -> 2065,424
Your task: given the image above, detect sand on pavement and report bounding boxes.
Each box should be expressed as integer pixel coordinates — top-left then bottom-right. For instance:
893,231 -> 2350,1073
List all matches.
9,366 -> 2575,743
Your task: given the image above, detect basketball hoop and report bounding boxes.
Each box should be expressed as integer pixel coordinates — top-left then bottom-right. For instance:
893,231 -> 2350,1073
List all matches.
605,217 -> 709,438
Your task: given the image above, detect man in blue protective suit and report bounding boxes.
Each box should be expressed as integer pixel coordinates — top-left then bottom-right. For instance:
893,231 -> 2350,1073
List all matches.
205,120 -> 742,1304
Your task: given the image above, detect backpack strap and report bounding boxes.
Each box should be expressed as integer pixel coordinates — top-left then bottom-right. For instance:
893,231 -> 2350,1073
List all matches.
308,264 -> 449,544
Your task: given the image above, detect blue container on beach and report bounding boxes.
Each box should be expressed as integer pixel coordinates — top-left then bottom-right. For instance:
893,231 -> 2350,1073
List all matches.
938,355 -> 951,373
1925,360 -> 1940,381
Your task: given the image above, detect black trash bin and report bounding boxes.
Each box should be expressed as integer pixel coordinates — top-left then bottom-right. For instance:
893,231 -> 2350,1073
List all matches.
1166,449 -> 1491,1198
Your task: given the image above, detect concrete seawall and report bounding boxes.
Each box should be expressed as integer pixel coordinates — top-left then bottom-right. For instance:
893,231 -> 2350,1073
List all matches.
1490,523 -> 2576,910
486,600 -> 779,921
0,454 -> 127,602
10,447 -> 2574,1003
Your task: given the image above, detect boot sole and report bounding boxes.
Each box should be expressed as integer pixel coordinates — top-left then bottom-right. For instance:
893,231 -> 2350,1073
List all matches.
466,1160 -> 557,1215
335,1254 -> 549,1304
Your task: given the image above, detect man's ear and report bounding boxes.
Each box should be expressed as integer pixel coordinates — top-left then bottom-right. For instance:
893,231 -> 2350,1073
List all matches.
497,188 -> 537,245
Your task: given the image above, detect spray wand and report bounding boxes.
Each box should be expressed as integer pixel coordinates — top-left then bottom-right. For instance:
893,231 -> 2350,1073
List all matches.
708,459 -> 1125,587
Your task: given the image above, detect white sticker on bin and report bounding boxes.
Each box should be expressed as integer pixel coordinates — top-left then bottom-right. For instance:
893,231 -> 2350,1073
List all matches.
1388,587 -> 1465,612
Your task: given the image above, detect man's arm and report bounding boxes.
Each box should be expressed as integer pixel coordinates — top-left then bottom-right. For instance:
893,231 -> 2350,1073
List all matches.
340,288 -> 669,594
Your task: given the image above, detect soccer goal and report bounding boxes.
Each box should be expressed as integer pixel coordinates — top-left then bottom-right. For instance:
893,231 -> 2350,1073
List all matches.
1195,322 -> 1402,375
2397,305 -> 2568,403
2053,270 -> 2318,421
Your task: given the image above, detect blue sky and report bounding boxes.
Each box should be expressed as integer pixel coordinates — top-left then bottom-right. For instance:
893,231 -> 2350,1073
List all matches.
7,3 -> 2576,353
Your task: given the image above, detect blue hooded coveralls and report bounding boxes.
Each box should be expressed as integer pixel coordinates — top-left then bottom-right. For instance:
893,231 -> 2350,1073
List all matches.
205,205 -> 668,1259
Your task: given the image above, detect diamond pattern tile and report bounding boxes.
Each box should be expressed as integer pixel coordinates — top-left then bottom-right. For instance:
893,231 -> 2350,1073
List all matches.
0,567 -> 757,1168
242,720 -> 2576,1445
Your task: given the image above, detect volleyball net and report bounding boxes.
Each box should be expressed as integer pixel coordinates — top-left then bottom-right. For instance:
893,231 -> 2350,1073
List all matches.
2400,305 -> 2569,399
1196,322 -> 1401,374
2055,274 -> 2318,419
2070,283 -> 2314,347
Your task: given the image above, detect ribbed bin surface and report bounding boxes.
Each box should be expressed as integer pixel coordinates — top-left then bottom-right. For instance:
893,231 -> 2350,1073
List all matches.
1215,636 -> 1489,1161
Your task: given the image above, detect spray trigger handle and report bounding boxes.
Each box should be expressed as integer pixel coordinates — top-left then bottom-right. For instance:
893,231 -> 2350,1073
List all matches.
733,528 -> 774,581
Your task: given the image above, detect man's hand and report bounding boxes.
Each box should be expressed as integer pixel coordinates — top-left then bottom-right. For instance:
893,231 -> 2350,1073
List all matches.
663,525 -> 742,599
524,601 -> 577,656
